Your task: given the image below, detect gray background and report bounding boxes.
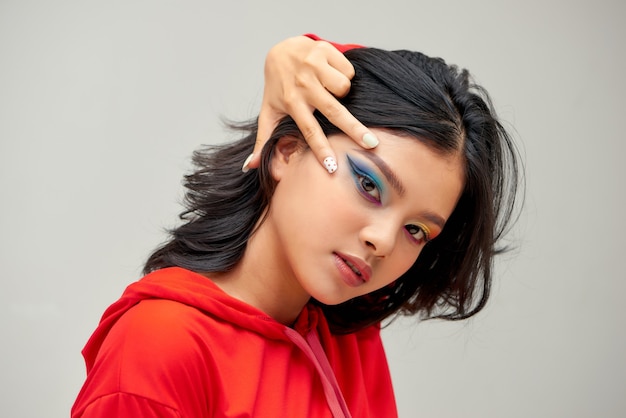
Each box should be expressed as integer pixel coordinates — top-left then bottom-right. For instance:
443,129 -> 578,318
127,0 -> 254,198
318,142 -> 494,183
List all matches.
1,0 -> 624,417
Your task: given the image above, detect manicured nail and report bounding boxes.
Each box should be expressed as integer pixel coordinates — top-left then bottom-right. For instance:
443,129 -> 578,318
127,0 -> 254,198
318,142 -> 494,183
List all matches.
323,156 -> 337,174
241,153 -> 254,173
362,133 -> 379,148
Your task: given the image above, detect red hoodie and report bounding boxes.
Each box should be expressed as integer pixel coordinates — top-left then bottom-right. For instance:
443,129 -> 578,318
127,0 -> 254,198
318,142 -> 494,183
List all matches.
72,267 -> 397,417
303,33 -> 363,53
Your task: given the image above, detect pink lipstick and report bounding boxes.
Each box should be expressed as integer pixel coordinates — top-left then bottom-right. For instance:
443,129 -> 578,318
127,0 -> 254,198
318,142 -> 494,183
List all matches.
333,252 -> 372,287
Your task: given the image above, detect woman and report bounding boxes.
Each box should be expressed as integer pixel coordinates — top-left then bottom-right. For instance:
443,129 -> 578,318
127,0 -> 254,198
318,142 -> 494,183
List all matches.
72,37 -> 520,417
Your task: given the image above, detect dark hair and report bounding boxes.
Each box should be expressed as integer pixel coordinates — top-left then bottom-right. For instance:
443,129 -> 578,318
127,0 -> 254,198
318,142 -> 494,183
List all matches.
145,47 -> 521,334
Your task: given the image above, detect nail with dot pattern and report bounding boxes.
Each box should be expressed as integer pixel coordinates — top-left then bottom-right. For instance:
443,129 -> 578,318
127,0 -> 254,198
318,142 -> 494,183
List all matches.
323,156 -> 337,174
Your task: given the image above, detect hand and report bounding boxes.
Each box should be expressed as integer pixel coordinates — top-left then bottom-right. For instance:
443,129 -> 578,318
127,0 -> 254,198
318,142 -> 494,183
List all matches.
243,36 -> 378,173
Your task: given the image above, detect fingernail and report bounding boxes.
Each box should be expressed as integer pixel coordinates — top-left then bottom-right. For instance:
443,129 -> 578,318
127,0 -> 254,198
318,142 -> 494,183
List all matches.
242,153 -> 253,173
323,156 -> 337,174
363,133 -> 379,148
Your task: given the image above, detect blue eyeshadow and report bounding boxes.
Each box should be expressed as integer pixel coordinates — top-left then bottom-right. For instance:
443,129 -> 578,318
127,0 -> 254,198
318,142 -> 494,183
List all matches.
346,155 -> 385,194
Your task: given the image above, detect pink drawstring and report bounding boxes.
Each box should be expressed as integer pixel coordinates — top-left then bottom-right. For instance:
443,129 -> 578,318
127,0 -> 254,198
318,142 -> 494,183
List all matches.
283,328 -> 353,418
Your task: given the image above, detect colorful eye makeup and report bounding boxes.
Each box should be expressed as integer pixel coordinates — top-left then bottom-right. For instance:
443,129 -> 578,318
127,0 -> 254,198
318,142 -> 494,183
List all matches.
347,153 -> 433,245
404,223 -> 431,244
346,155 -> 384,204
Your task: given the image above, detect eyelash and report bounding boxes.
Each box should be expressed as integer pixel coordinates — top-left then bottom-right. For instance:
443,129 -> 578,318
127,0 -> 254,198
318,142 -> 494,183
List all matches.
347,156 -> 431,245
404,223 -> 431,244
347,156 -> 382,204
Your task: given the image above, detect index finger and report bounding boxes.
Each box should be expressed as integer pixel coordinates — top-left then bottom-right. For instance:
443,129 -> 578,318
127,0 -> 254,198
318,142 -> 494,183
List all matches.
312,91 -> 379,150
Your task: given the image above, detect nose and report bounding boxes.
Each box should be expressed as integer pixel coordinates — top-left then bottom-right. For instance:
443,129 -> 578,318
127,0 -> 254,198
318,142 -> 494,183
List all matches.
359,218 -> 399,258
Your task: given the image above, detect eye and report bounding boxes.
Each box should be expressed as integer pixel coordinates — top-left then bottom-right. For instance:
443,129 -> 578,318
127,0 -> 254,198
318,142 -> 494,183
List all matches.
347,155 -> 382,204
356,173 -> 380,202
405,223 -> 431,244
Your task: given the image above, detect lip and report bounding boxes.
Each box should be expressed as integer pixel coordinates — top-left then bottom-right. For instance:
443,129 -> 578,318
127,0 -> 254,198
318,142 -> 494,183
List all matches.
333,252 -> 372,287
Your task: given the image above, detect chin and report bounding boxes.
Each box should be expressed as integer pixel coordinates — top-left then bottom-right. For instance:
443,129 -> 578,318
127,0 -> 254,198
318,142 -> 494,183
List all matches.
310,292 -> 355,307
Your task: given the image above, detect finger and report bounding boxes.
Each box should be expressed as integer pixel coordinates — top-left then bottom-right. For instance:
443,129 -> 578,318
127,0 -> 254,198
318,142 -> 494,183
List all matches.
309,91 -> 379,150
289,103 -> 338,174
247,105 -> 278,170
306,46 -> 354,98
314,41 -> 355,79
316,64 -> 352,98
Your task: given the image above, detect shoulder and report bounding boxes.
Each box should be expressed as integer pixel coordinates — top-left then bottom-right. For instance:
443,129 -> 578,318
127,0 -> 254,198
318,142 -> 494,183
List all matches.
114,298 -> 208,339
78,299 -> 218,416
102,299 -> 218,374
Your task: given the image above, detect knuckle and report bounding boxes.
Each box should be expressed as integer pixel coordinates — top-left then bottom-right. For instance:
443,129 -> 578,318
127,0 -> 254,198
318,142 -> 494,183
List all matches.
348,120 -> 363,134
282,90 -> 299,111
335,77 -> 351,97
302,55 -> 320,73
345,63 -> 356,79
321,100 -> 344,120
301,125 -> 320,142
317,40 -> 335,54
254,136 -> 265,147
294,72 -> 308,88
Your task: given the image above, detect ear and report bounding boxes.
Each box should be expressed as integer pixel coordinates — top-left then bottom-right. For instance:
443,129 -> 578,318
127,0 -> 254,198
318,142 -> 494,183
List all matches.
271,136 -> 304,181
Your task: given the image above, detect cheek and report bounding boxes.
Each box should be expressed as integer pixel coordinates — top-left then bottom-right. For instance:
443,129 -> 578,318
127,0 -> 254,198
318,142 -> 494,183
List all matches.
298,168 -> 360,219
275,166 -> 350,235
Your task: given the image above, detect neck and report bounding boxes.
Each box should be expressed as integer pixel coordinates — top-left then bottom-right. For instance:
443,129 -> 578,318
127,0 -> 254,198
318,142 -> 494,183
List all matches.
208,216 -> 310,326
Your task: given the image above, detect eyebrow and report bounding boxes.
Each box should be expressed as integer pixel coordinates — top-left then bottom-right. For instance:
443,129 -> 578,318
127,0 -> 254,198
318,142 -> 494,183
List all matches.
353,149 -> 447,230
354,149 -> 406,197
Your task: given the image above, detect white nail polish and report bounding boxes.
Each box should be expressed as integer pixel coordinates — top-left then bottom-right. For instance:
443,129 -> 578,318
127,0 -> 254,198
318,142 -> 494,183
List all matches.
363,133 -> 379,148
242,153 -> 254,173
323,156 -> 337,174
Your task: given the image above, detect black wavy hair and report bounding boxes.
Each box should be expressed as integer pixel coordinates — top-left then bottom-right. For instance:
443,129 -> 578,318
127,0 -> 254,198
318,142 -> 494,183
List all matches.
144,47 -> 522,334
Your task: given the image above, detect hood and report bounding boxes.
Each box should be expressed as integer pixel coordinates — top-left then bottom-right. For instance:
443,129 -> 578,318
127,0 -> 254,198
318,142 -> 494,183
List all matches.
81,267 -> 318,372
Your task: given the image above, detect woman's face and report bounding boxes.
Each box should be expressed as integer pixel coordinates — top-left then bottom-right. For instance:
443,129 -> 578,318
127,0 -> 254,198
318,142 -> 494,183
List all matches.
266,128 -> 465,305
